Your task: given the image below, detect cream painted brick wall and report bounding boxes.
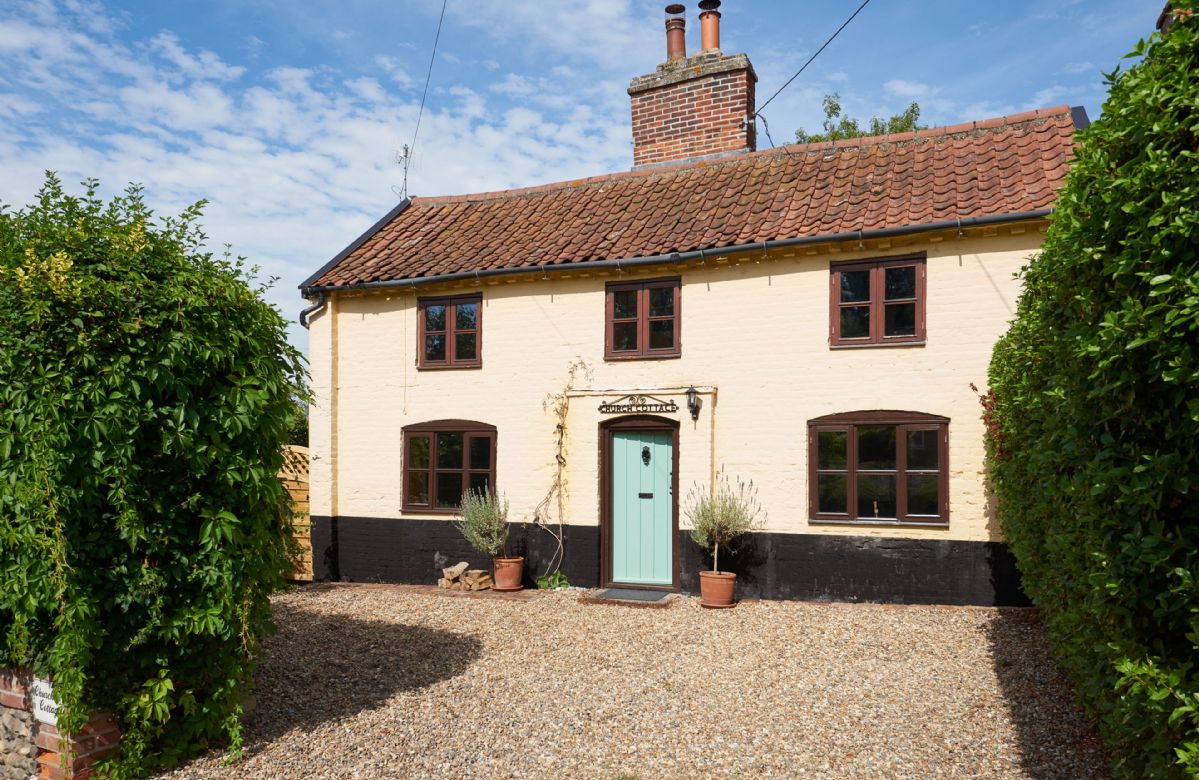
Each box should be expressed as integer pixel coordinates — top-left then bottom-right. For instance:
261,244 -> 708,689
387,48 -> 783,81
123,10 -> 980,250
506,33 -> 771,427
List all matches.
307,230 -> 1040,543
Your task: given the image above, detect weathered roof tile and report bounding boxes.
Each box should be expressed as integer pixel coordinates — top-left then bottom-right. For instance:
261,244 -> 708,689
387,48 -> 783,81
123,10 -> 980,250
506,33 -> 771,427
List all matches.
306,106 -> 1079,289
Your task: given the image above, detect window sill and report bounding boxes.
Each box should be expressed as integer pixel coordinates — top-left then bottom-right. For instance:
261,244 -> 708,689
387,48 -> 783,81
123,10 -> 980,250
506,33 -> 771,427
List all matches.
808,517 -> 948,529
829,340 -> 926,350
416,363 -> 482,371
400,507 -> 461,516
604,351 -> 682,362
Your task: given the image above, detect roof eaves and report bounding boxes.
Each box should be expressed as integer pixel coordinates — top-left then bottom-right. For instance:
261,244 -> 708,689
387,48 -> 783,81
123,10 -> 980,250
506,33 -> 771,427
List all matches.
299,197 -> 412,293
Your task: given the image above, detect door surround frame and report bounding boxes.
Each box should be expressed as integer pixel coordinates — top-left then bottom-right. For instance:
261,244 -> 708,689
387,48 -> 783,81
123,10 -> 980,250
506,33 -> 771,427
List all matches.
598,414 -> 681,592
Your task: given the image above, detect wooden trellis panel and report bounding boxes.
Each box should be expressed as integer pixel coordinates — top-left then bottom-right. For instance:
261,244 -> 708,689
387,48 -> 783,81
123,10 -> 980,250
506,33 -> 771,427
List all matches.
279,445 -> 312,581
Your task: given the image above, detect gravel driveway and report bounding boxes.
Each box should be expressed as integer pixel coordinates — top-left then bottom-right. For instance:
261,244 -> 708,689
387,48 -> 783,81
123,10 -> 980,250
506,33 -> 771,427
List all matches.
160,583 -> 1109,779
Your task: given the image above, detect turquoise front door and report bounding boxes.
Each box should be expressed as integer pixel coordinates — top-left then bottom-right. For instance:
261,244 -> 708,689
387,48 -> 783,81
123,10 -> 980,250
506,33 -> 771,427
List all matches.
610,429 -> 674,586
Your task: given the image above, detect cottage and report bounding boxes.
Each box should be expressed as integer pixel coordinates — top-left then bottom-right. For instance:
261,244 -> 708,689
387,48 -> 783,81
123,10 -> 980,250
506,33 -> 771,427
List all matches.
300,3 -> 1085,604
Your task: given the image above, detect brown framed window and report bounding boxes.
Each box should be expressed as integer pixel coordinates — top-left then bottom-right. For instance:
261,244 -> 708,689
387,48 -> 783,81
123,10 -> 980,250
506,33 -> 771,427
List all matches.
605,278 -> 681,360
830,255 -> 926,346
808,411 -> 948,526
418,294 -> 482,369
402,420 -> 496,513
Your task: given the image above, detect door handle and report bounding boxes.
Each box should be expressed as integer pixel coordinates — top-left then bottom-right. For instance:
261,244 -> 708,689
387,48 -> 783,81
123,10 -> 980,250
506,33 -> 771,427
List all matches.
638,492 -> 653,499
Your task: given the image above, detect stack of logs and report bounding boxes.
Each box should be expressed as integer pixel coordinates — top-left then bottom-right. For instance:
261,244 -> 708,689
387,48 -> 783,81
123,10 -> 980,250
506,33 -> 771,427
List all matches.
438,562 -> 492,591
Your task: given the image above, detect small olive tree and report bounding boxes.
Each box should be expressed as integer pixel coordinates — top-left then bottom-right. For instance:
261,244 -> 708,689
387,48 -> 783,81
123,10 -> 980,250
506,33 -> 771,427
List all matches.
684,470 -> 764,572
0,175 -> 306,774
456,488 -> 510,558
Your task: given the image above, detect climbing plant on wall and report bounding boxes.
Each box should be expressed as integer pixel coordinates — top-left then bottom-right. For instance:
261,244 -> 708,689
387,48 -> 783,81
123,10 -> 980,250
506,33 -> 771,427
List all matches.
0,175 -> 306,774
984,7 -> 1199,777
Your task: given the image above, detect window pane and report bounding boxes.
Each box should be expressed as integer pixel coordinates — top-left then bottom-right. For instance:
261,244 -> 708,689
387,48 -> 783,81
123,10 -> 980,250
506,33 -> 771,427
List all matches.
907,474 -> 940,517
840,270 -> 870,303
613,322 -> 638,351
455,302 -> 478,330
437,433 -> 463,469
455,333 -> 477,361
907,430 -> 939,470
840,306 -> 870,339
648,319 -> 675,350
884,303 -> 916,337
436,472 -> 463,508
407,435 -> 430,469
858,426 -> 896,470
817,431 -> 847,470
424,335 -> 446,362
469,472 -> 490,494
613,290 -> 638,319
817,474 -> 847,514
649,287 -> 674,317
857,475 -> 897,518
469,436 -> 491,470
884,266 -> 916,300
406,471 -> 429,505
424,304 -> 446,332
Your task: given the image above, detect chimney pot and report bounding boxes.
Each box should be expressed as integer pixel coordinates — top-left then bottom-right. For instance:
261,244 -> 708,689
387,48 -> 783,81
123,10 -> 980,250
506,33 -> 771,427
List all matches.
699,0 -> 721,51
665,5 -> 687,61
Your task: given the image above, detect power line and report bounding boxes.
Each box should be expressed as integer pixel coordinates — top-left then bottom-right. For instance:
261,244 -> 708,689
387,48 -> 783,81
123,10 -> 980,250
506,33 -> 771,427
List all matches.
755,0 -> 872,117
400,0 -> 449,199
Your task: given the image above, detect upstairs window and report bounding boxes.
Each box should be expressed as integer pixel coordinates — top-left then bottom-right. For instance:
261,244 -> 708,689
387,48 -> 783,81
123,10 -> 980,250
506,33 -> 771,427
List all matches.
830,255 -> 926,346
808,411 -> 948,526
418,294 -> 482,369
605,278 -> 681,360
402,420 -> 496,513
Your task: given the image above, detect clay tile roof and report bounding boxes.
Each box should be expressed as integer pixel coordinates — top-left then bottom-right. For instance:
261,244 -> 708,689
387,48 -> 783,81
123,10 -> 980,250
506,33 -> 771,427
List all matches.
303,105 -> 1082,290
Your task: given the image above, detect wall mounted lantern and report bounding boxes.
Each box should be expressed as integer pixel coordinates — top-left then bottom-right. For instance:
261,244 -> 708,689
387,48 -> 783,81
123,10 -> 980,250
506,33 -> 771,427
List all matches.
686,386 -> 701,421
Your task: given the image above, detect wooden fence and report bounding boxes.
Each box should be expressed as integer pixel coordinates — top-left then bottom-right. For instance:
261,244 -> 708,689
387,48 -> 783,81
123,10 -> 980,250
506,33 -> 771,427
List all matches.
279,445 -> 312,581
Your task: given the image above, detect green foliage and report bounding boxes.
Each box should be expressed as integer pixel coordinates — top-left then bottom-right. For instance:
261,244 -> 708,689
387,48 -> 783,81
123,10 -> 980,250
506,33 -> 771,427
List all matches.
984,11 -> 1199,777
0,175 -> 307,775
683,470 -> 764,573
535,570 -> 570,590
286,396 -> 308,447
455,488 -> 509,558
794,92 -> 926,144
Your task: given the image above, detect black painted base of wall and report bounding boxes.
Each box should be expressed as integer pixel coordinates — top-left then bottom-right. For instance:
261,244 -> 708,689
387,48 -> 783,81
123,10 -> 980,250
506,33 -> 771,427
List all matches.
311,516 -> 1028,606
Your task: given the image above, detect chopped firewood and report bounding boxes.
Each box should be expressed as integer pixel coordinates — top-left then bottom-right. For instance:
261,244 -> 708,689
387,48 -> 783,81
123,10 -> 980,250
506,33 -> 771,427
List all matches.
463,569 -> 488,582
443,562 -> 469,580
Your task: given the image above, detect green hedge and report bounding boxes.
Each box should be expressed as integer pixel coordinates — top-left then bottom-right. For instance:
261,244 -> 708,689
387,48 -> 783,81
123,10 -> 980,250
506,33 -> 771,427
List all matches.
985,7 -> 1199,777
0,176 -> 306,774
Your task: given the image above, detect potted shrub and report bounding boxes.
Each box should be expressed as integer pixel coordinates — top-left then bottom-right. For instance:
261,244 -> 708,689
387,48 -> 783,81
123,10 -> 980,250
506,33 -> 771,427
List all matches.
683,471 -> 764,608
456,488 -> 523,591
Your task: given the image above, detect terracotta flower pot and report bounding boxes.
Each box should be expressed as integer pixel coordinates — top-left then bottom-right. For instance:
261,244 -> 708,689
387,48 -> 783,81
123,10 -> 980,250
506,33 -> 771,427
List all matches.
492,556 -> 524,592
698,570 -> 737,608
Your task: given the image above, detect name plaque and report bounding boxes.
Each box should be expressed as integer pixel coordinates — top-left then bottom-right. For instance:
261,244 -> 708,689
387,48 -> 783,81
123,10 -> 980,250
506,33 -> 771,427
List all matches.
598,394 -> 679,415
32,678 -> 58,726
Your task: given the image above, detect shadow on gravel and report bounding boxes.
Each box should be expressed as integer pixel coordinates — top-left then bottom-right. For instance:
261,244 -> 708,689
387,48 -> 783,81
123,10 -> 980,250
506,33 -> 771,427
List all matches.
243,601 -> 482,750
984,609 -> 1112,779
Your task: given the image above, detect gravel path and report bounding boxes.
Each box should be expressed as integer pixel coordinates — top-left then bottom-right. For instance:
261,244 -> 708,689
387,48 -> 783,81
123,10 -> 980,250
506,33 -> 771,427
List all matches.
160,584 -> 1109,779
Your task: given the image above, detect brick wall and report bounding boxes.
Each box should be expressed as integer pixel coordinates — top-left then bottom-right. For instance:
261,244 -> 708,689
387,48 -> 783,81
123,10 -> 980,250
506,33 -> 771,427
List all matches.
628,51 -> 756,167
0,670 -> 120,780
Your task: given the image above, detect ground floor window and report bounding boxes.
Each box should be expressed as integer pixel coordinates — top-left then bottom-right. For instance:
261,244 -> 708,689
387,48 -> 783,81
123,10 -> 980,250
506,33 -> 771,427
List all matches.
808,411 -> 948,526
402,420 -> 495,512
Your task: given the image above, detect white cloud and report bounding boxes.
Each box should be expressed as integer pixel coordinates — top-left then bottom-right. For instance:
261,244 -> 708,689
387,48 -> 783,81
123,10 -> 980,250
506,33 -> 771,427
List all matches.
1063,61 -> 1094,74
885,79 -> 934,99
0,0 -> 633,350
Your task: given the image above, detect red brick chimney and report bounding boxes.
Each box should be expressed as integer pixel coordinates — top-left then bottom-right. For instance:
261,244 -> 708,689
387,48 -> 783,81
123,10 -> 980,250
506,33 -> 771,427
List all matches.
628,1 -> 757,168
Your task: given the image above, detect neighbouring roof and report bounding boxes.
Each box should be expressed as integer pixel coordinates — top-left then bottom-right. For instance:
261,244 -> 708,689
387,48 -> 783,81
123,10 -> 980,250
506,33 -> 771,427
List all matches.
303,105 -> 1083,291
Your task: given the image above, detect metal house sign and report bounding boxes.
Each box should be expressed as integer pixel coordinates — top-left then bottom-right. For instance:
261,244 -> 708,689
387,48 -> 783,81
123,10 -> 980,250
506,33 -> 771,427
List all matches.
598,394 -> 679,415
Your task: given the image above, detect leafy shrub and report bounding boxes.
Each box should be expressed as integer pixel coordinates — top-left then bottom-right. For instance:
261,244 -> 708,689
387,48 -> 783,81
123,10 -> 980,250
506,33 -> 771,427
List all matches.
456,488 -> 509,557
985,9 -> 1199,777
683,470 -> 764,573
0,176 -> 306,775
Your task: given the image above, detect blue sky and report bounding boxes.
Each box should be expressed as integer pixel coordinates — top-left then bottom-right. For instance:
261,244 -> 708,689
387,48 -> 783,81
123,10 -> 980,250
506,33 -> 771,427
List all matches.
0,0 -> 1163,350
